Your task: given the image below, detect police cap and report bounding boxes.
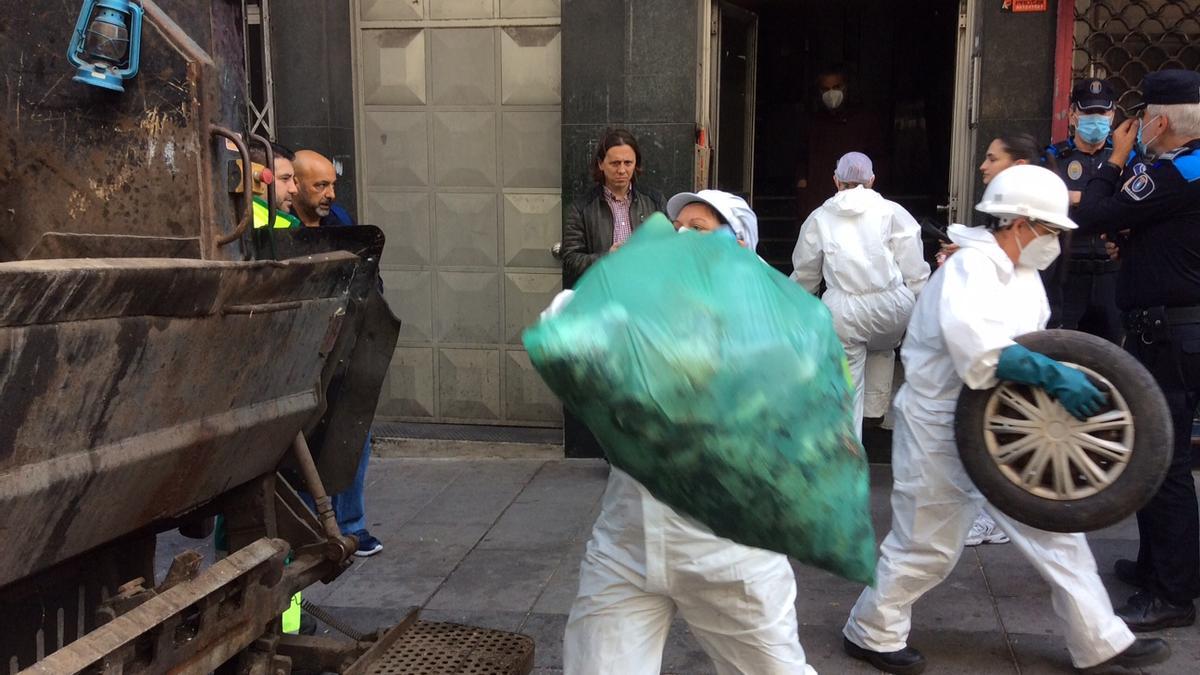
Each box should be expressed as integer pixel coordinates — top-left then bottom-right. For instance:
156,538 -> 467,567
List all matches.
1128,69 -> 1200,113
1071,78 -> 1117,112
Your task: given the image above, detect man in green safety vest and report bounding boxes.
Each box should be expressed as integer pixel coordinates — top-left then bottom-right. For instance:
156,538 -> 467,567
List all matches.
251,142 -> 301,230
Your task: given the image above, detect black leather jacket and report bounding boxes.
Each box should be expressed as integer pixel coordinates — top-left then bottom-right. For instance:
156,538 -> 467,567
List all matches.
560,184 -> 665,287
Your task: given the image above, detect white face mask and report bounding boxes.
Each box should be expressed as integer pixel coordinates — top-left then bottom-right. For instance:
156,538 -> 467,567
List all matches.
1016,222 -> 1061,270
821,89 -> 845,110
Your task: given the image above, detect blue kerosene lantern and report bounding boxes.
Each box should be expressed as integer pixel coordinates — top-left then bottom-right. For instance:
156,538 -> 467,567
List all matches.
67,0 -> 144,93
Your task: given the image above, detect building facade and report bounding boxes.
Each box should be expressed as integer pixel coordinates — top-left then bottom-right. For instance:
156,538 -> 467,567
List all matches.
264,0 -> 1200,456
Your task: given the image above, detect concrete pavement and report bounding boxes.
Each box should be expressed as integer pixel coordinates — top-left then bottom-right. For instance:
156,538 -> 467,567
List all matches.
162,457 -> 1200,673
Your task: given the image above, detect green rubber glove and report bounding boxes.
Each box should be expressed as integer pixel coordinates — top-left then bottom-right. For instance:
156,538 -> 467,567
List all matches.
995,344 -> 1105,420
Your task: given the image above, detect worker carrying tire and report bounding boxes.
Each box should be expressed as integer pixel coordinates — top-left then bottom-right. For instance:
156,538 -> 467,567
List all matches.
840,164 -> 1170,674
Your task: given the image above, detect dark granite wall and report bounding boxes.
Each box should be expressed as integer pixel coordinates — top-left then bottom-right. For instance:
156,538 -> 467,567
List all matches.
562,0 -> 700,206
270,0 -> 358,218
972,0 -> 1059,206
561,0 -> 701,457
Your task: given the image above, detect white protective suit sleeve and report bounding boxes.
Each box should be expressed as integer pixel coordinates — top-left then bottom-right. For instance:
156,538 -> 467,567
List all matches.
887,206 -> 931,296
937,249 -> 1016,390
789,215 -> 824,294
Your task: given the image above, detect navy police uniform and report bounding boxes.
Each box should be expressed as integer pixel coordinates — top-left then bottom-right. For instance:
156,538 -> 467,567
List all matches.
1074,69 -> 1200,620
1045,78 -> 1124,342
1046,137 -> 1124,341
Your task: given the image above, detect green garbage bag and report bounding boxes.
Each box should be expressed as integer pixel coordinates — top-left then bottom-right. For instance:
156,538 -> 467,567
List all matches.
524,213 -> 876,584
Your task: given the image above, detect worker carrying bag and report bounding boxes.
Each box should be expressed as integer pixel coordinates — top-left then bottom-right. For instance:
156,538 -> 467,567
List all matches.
524,213 -> 877,584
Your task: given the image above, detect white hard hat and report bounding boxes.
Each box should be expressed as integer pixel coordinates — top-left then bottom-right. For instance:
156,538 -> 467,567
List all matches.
666,189 -> 759,251
835,152 -> 874,184
975,164 -> 1078,230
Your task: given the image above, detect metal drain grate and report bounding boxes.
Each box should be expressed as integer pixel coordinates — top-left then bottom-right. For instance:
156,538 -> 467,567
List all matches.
365,621 -> 535,675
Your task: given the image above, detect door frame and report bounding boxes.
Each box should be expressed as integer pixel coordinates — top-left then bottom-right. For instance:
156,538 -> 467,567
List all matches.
708,0 -> 759,202
946,0 -> 981,225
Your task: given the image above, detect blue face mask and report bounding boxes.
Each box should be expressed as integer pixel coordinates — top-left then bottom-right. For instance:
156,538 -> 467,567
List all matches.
1136,115 -> 1162,158
1075,114 -> 1111,144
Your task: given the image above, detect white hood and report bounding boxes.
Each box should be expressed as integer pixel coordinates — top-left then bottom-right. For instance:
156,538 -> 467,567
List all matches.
790,190 -> 930,297
947,223 -> 1015,281
824,185 -> 885,217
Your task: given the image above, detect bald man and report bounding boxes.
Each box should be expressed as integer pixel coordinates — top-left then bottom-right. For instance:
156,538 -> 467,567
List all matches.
290,150 -> 382,557
292,149 -> 356,228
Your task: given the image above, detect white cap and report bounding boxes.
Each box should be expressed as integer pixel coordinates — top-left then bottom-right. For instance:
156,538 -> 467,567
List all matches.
975,164 -> 1078,230
835,152 -> 874,184
666,189 -> 759,252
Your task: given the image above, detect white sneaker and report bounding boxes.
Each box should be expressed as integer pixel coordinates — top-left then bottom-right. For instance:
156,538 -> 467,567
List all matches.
965,514 -> 1010,546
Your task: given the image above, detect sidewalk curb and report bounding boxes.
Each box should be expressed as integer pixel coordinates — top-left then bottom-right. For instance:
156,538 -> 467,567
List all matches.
372,436 -> 564,460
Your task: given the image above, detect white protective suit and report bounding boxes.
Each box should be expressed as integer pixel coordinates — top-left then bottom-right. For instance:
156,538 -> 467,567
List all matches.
790,186 -> 930,436
842,224 -> 1134,669
564,468 -> 815,675
545,243 -> 815,675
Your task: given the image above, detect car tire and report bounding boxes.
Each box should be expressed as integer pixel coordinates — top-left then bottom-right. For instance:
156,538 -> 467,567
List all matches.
956,329 -> 1172,533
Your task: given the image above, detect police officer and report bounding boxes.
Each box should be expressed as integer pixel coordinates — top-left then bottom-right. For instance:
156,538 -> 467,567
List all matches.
1044,78 -> 1125,342
1074,68 -> 1200,632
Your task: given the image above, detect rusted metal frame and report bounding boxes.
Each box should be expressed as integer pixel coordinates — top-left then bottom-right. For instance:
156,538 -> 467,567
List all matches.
272,474 -> 328,550
213,125 -> 255,249
223,475 -> 280,555
290,433 -> 343,543
140,0 -> 227,262
249,133 -> 279,261
222,301 -> 304,315
18,539 -> 291,675
250,133 -> 277,231
275,635 -> 360,672
272,473 -> 357,585
341,608 -> 422,675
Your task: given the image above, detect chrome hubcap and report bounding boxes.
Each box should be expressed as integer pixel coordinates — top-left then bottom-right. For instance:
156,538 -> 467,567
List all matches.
982,365 -> 1134,501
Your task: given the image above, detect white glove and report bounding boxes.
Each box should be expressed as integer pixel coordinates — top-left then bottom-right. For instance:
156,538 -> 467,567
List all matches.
539,289 -> 575,321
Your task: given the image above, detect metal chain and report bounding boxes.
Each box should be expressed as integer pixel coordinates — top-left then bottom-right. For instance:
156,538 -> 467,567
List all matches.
1074,0 -> 1200,110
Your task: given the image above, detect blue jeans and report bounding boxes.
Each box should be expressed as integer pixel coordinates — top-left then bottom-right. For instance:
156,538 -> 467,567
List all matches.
301,433 -> 371,535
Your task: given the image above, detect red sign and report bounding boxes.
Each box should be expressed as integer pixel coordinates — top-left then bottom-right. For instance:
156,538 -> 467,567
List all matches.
1003,0 -> 1048,12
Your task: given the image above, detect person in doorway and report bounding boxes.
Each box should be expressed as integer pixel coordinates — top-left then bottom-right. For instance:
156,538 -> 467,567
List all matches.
1044,79 -> 1126,342
561,190 -> 816,675
1072,68 -> 1200,632
560,129 -> 665,288
290,148 -> 382,558
790,152 -> 929,439
794,65 -> 889,221
842,165 -> 1168,674
250,142 -> 301,229
292,149 -> 355,228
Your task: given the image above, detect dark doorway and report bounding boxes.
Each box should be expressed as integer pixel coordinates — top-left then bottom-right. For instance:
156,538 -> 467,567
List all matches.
715,0 -> 961,273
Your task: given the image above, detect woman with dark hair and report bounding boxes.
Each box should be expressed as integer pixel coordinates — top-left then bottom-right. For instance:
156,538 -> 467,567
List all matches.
979,133 -> 1044,184
560,128 -> 665,287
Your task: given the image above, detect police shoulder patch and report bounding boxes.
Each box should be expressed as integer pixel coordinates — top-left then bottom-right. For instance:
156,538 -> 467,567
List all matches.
1172,154 -> 1200,182
1123,172 -> 1157,201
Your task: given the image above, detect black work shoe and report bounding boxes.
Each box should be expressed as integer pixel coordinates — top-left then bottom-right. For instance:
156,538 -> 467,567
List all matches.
1078,638 -> 1170,672
843,637 -> 926,675
1113,558 -> 1148,590
1117,591 -> 1196,632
